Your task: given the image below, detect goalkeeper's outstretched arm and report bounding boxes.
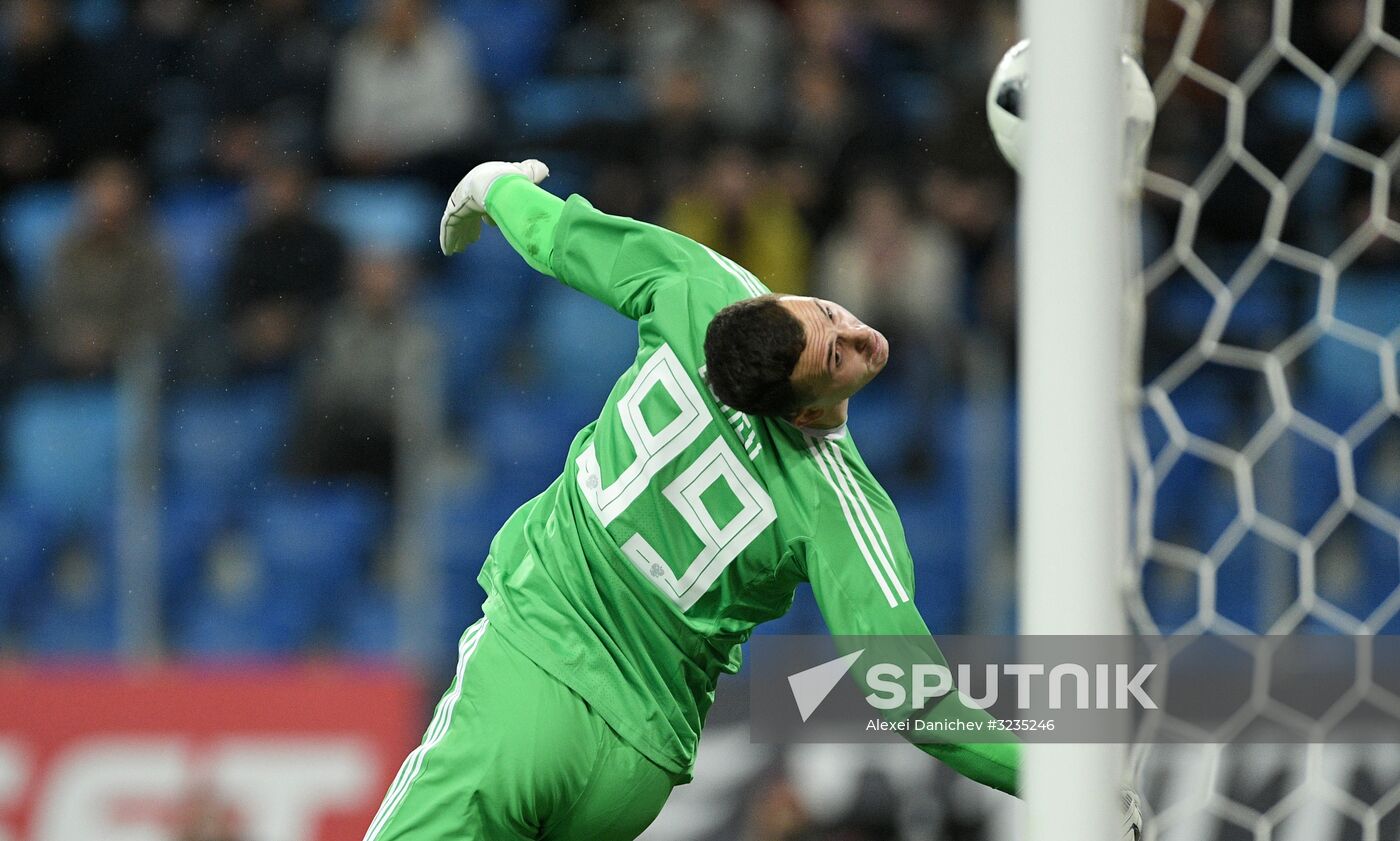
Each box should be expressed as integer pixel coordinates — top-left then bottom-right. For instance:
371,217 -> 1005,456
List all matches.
440,159 -> 698,321
800,531 -> 1021,796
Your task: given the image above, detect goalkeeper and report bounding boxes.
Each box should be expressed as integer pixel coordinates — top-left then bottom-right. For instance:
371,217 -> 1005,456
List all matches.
363,160 -> 1021,841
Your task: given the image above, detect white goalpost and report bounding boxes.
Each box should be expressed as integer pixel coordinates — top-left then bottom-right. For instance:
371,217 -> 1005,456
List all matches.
1018,1 -> 1132,840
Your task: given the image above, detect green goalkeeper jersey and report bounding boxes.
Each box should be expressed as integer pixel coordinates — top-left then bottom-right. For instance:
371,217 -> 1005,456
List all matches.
475,175 -> 1017,793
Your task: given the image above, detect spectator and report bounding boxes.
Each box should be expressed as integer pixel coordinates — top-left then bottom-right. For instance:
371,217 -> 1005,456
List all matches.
790,0 -> 870,69
289,249 -> 437,490
817,175 -> 963,472
664,146 -> 812,296
631,0 -> 790,140
739,775 -> 812,841
36,158 -> 177,379
203,0 -> 336,175
780,54 -> 884,236
0,253 -> 27,398
920,165 -> 1011,269
326,0 -> 482,183
1341,54 -> 1400,269
0,0 -> 104,184
223,158 -> 345,377
105,0 -> 205,181
817,176 -> 962,353
1293,0 -> 1367,72
925,159 -> 1019,353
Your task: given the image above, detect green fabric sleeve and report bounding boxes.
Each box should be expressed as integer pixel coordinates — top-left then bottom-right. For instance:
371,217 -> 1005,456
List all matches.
482,174 -> 695,320
801,437 -> 1021,796
483,174 -> 565,278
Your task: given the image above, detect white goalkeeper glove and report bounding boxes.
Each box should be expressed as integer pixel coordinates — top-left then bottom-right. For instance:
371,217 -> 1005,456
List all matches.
1121,786 -> 1144,840
439,159 -> 550,256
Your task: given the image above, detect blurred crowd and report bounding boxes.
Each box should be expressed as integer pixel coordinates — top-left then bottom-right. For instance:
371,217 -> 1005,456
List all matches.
0,0 -> 1398,654
0,0 -> 1031,485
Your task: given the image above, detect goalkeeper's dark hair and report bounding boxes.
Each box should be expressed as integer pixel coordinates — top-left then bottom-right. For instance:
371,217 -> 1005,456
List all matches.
704,294 -> 809,418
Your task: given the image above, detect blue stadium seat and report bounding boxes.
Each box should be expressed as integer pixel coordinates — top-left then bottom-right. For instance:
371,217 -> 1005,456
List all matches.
1274,75 -> 1369,235
531,282 -> 638,404
150,486 -> 231,621
21,542 -> 120,657
1319,517 -> 1399,626
155,183 -> 246,312
6,384 -> 121,529
892,485 -> 968,634
71,0 -> 127,40
1352,418 -> 1400,504
24,599 -> 120,656
434,481 -> 513,636
319,179 -> 437,253
440,225 -> 541,304
417,283 -> 514,410
1149,269 -> 1216,338
945,392 -> 1007,480
1,185 -> 76,303
1224,262 -> 1304,343
1262,77 -> 1372,143
417,247 -> 539,421
443,0 -> 564,90
437,481 -> 520,568
1215,532 -> 1297,632
520,152 -> 592,202
1289,434 -> 1342,535
441,560 -> 489,647
336,583 -> 401,657
1333,270 -> 1400,337
250,481 -> 390,641
164,378 -> 295,502
0,497 -> 55,631
752,582 -> 823,636
1141,560 -> 1198,634
845,387 -> 917,481
1153,451 -> 1237,553
174,587 -> 303,657
1168,391 -> 1238,448
889,72 -> 951,127
317,0 -> 363,25
1140,403 -> 1171,464
506,77 -> 643,138
473,386 -> 597,492
1294,337 -> 1384,435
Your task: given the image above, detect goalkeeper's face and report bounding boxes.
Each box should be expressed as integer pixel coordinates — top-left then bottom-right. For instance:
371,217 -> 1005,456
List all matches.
779,296 -> 889,412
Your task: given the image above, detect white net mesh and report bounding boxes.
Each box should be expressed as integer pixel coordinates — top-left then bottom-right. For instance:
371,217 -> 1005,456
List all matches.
1127,1 -> 1400,838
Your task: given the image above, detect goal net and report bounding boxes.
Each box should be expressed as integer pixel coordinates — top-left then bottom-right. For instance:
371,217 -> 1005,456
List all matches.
1127,1 -> 1400,838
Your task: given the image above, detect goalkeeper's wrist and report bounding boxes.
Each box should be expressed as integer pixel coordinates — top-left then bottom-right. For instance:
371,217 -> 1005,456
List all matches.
482,174 -> 565,277
482,172 -> 533,214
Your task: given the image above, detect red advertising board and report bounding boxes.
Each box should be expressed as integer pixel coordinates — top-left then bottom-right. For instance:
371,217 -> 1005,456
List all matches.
0,663 -> 422,841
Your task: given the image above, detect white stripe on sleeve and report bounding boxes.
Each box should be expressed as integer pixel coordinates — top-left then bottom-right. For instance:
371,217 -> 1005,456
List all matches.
807,438 -> 898,607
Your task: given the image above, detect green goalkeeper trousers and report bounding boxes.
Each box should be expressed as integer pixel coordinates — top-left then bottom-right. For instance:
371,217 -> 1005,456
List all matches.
363,617 -> 676,840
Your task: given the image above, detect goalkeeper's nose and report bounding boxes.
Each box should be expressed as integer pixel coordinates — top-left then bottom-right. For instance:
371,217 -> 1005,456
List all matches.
844,326 -> 874,356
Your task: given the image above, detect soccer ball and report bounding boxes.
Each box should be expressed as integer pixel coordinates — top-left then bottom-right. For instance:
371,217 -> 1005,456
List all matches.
985,39 -> 1156,172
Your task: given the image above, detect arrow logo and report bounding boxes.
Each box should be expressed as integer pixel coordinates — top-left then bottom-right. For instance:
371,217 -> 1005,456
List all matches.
787,649 -> 865,722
